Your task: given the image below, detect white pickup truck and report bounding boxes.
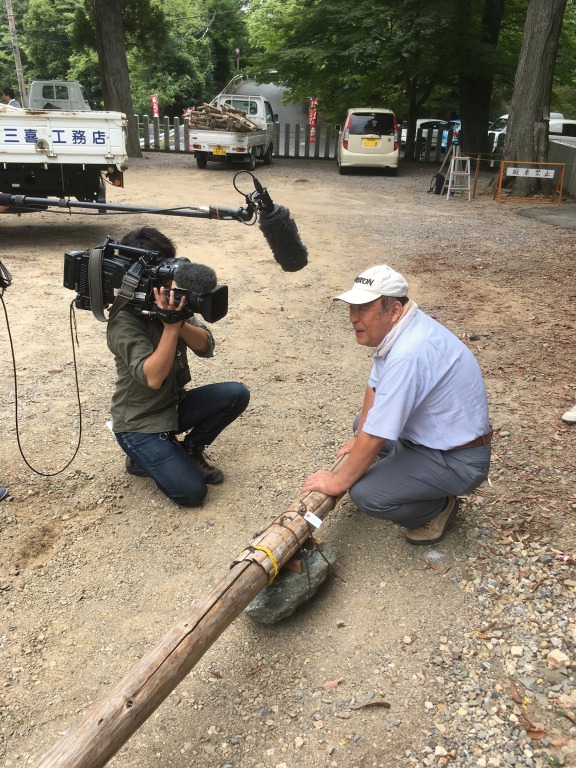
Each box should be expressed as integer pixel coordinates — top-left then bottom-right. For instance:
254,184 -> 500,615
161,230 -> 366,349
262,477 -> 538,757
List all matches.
0,104 -> 127,204
189,93 -> 277,170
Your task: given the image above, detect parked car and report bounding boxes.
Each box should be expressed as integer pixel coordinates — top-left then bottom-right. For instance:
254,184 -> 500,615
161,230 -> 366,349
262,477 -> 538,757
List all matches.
336,108 -> 398,175
488,112 -> 565,150
400,119 -> 449,148
549,118 -> 576,146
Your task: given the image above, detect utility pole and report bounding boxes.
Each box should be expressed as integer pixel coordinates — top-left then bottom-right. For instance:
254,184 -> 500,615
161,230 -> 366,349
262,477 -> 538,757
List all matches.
4,0 -> 28,107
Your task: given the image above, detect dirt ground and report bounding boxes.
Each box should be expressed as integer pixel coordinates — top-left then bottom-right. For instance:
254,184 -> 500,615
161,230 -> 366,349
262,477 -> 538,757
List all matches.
1,154 -> 576,768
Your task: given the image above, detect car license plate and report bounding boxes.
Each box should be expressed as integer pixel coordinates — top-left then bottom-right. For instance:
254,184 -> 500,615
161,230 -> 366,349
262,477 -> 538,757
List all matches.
362,138 -> 379,147
212,146 -> 226,156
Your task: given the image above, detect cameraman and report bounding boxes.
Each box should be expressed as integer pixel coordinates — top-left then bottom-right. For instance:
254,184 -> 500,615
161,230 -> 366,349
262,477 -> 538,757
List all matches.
107,227 -> 250,507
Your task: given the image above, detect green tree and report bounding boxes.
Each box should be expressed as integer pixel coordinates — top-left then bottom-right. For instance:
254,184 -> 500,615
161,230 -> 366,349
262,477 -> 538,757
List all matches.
247,0 -> 459,157
452,0 -> 506,159
245,0 -> 539,161
21,0 -> 77,80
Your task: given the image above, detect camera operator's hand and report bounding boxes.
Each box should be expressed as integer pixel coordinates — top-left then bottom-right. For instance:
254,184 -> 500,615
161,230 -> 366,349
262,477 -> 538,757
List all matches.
143,287 -> 187,389
153,286 -> 187,325
143,286 -> 211,389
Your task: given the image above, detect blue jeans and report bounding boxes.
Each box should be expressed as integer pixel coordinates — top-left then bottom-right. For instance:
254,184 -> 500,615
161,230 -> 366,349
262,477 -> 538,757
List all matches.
115,382 -> 250,507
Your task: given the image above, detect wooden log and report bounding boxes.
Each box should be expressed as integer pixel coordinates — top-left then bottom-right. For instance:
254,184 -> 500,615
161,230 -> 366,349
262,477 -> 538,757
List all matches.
34,456 -> 348,768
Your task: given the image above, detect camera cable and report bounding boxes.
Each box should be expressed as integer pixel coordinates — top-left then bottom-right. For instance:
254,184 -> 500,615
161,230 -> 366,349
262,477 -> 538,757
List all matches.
0,286 -> 83,476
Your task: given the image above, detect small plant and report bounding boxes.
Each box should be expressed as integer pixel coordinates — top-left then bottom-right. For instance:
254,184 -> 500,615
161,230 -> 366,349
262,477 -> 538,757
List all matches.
543,756 -> 562,768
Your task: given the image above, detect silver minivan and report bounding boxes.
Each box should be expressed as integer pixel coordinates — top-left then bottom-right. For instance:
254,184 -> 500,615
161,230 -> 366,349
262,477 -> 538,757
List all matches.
336,108 -> 399,175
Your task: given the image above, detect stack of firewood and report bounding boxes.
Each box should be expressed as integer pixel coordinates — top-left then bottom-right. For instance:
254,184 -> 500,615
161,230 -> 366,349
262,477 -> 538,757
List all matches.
182,103 -> 261,132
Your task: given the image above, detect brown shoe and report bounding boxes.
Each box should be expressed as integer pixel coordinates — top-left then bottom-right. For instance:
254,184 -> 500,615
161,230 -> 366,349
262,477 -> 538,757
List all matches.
125,456 -> 148,477
185,444 -> 224,485
405,496 -> 459,545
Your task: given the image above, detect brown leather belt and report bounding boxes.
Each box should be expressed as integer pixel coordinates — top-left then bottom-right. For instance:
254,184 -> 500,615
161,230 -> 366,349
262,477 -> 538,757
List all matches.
450,431 -> 493,451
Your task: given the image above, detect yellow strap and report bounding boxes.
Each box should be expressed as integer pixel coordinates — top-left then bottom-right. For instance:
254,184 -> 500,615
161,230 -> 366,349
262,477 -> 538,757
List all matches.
251,544 -> 279,584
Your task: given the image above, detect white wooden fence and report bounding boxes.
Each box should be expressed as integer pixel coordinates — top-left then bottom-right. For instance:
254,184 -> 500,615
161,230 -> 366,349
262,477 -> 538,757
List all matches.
133,115 -> 338,159
133,114 -> 455,161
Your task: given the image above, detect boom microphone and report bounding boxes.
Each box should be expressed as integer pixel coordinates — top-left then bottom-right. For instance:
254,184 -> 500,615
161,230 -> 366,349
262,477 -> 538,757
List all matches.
252,178 -> 308,272
259,206 -> 309,272
174,261 -> 217,294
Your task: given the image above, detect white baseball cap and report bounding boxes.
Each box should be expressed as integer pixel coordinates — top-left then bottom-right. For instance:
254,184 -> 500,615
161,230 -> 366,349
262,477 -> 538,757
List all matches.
334,265 -> 409,305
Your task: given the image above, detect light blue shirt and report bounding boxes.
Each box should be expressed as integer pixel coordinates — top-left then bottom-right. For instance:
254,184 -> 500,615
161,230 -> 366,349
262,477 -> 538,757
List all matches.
364,310 -> 490,449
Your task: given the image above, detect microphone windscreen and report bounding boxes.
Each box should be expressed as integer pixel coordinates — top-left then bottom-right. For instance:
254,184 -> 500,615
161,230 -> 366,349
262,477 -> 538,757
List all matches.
258,205 -> 308,272
174,262 -> 217,294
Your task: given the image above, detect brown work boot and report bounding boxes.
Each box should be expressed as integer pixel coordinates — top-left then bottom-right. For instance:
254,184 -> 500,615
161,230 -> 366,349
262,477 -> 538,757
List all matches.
186,444 -> 224,485
125,455 -> 148,477
405,496 -> 459,546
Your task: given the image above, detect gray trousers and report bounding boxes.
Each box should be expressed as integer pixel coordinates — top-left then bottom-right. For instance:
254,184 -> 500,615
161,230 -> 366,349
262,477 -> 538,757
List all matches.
349,437 -> 491,529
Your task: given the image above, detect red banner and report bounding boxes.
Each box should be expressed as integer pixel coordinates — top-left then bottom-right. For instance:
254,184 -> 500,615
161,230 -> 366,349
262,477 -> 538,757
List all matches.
151,94 -> 159,117
309,98 -> 318,143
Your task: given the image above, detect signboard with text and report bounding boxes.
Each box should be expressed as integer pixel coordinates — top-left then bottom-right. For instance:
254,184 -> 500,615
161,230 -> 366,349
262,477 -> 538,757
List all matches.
497,160 -> 565,204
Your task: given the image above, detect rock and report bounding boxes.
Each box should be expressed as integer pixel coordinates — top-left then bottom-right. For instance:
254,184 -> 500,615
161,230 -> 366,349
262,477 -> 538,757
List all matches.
244,544 -> 337,624
548,649 -> 570,669
558,691 -> 576,709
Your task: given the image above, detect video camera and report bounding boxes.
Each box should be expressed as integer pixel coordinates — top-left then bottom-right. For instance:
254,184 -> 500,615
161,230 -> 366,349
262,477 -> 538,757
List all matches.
63,236 -> 228,323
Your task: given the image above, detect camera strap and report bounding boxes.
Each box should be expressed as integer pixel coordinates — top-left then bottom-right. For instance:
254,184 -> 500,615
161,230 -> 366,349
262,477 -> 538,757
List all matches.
108,263 -> 143,320
88,248 -> 144,322
88,247 -> 107,322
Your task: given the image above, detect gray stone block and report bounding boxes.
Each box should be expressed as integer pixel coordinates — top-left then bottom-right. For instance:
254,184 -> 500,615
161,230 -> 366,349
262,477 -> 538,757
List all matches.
245,543 -> 337,624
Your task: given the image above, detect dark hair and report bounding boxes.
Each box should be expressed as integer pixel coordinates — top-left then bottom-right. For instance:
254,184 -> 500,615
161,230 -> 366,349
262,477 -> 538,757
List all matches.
3,87 -> 14,99
120,226 -> 176,261
380,295 -> 408,312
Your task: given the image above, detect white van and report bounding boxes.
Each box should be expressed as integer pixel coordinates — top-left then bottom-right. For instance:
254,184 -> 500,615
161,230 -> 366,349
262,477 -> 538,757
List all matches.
336,108 -> 399,175
489,112 -> 565,150
549,118 -> 576,146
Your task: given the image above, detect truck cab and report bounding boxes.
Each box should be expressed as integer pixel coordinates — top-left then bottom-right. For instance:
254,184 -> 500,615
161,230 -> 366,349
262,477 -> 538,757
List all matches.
28,80 -> 93,111
215,94 -> 277,129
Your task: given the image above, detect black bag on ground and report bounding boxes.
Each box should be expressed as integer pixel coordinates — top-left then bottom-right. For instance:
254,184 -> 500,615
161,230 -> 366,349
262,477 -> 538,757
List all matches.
429,173 -> 445,194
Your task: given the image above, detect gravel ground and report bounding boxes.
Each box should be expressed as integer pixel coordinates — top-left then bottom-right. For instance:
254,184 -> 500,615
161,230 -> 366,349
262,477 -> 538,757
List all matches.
1,153 -> 576,768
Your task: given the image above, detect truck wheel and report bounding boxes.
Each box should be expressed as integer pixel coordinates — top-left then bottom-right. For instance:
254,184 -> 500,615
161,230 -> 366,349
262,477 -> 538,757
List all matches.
247,150 -> 257,171
263,144 -> 273,165
196,154 -> 208,169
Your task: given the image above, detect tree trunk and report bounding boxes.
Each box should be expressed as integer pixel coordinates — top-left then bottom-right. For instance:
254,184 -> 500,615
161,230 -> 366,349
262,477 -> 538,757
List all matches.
458,0 -> 505,164
403,78 -> 434,162
92,0 -> 142,158
503,0 -> 567,195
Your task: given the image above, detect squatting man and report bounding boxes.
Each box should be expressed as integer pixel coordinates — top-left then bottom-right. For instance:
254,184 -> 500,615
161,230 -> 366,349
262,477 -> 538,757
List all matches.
107,227 -> 250,506
302,265 -> 491,545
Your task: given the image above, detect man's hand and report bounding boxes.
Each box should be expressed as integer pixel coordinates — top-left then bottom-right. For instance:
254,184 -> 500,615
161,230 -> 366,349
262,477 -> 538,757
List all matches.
302,470 -> 345,497
154,286 -> 186,325
302,431 -> 386,498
